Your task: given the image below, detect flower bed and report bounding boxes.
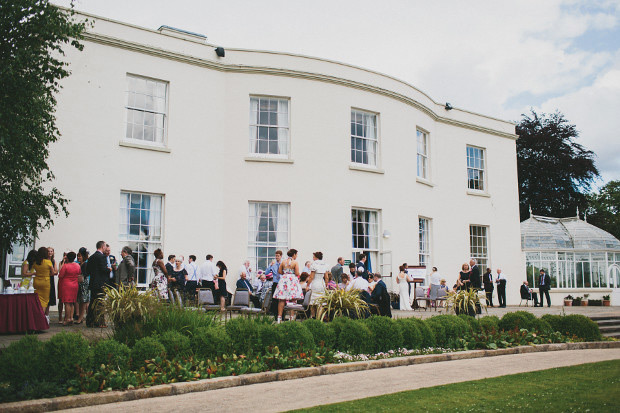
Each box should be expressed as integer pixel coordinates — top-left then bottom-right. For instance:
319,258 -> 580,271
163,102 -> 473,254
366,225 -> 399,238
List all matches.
0,308 -> 602,404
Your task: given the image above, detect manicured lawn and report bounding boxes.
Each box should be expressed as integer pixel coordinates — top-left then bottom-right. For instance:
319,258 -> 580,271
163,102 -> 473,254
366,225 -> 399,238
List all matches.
292,360 -> 620,412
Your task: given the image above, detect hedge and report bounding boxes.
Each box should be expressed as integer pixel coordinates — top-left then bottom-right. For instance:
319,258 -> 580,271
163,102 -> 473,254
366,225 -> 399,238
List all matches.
364,316 -> 403,353
43,332 -> 92,383
541,314 -> 602,341
395,318 -> 423,349
131,336 -> 166,368
93,339 -> 131,369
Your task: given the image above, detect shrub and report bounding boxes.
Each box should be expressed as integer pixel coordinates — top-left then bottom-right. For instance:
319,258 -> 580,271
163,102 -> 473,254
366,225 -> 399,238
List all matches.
225,317 -> 261,354
131,336 -> 166,368
457,314 -> 479,333
478,315 -> 500,333
315,289 -> 369,321
0,335 -> 45,387
43,332 -> 92,383
499,311 -> 537,331
191,327 -> 230,360
424,315 -> 470,348
93,339 -> 131,369
158,330 -> 192,359
100,284 -> 160,327
363,316 -> 403,353
328,316 -> 354,339
258,323 -> 281,350
144,306 -> 217,338
337,320 -> 373,354
303,319 -> 336,348
277,322 -> 315,351
395,318 -> 423,349
542,314 -> 601,341
410,317 -> 436,348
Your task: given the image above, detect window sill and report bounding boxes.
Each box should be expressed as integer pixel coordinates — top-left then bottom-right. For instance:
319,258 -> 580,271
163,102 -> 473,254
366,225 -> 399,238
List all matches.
349,164 -> 385,174
119,141 -> 171,153
245,156 -> 294,164
467,189 -> 490,198
416,177 -> 435,187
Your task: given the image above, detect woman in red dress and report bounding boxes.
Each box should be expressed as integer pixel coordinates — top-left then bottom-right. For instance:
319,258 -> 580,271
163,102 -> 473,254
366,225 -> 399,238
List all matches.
58,251 -> 80,326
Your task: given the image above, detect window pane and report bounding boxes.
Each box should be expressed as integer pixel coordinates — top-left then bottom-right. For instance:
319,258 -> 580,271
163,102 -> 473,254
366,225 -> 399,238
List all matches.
125,75 -> 167,145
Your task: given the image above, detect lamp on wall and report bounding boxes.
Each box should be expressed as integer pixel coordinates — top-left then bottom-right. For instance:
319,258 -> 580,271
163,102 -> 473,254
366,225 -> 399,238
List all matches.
383,230 -> 391,239
215,47 -> 225,57
445,102 -> 453,110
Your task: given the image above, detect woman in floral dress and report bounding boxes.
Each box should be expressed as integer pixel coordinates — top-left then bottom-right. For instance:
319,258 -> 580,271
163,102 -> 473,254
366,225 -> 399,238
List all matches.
273,248 -> 304,323
151,248 -> 169,300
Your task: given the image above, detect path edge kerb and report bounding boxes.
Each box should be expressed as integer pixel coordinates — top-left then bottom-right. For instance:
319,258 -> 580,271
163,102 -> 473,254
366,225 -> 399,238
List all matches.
3,341 -> 619,412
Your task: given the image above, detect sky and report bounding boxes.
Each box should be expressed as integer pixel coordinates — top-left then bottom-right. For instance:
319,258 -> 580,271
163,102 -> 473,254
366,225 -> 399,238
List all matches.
55,0 -> 620,186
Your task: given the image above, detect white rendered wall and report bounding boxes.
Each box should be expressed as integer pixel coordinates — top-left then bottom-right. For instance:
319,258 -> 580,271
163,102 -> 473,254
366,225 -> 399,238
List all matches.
38,12 -> 523,304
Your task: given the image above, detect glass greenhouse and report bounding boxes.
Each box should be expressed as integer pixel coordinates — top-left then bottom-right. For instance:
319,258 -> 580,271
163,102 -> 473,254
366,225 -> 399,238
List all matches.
521,214 -> 620,290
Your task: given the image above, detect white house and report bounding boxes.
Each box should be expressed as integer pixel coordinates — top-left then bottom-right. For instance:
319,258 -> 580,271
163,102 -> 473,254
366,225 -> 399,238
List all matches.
4,11 -> 524,303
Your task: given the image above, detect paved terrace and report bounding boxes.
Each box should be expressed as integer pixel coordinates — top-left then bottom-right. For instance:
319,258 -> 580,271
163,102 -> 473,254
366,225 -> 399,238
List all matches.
1,305 -> 618,349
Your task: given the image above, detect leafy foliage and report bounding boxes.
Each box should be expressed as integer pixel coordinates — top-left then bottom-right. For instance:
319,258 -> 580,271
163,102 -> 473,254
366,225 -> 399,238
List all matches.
157,330 -> 192,359
499,311 -> 551,334
191,326 -> 231,360
444,288 -> 485,316
516,110 -> 599,221
92,339 -> 131,370
100,283 -> 160,327
315,289 -> 369,321
0,335 -> 44,387
43,332 -> 92,382
0,0 -> 87,251
395,318 -> 423,349
131,337 -> 166,369
276,322 -> 315,351
540,314 -> 601,341
302,319 -> 336,348
337,320 -> 374,354
363,316 -> 403,353
587,180 -> 620,239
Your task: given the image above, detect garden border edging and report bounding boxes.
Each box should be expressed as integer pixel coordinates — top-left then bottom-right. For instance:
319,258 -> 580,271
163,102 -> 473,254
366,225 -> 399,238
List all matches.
3,341 -> 618,412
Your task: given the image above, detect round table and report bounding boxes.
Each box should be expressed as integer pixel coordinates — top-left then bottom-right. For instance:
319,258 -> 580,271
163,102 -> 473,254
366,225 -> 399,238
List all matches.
0,293 -> 49,333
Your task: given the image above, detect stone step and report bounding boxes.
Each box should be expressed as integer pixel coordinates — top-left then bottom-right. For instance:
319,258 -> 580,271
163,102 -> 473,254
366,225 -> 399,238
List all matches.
590,316 -> 620,321
602,333 -> 620,339
595,319 -> 620,327
599,326 -> 620,333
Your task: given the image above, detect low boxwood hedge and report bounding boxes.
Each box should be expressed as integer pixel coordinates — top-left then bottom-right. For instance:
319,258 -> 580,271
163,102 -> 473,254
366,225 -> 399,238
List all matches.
541,314 -> 601,341
191,326 -> 230,360
131,336 -> 166,368
93,339 -> 131,369
337,320 -> 373,354
395,318 -> 423,349
0,335 -> 45,388
277,322 -> 315,351
363,316 -> 403,353
303,319 -> 336,348
499,311 -> 551,334
158,330 -> 192,359
43,332 -> 92,383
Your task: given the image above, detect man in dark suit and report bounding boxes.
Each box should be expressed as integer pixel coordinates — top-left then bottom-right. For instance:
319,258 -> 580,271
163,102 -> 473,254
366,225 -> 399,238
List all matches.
538,269 -> 551,307
370,273 -> 392,318
482,268 -> 494,307
469,259 -> 482,313
357,253 -> 369,281
520,281 -> 539,306
236,271 -> 260,308
86,240 -> 111,327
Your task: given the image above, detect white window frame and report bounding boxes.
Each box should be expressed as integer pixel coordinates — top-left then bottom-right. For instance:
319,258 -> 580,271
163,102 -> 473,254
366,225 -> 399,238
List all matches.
466,145 -> 486,191
125,74 -> 168,147
4,242 -> 33,280
416,129 -> 429,180
418,217 -> 431,269
351,208 -> 380,272
469,224 -> 489,274
350,109 -> 379,167
249,96 -> 290,158
119,191 -> 164,287
248,202 -> 290,274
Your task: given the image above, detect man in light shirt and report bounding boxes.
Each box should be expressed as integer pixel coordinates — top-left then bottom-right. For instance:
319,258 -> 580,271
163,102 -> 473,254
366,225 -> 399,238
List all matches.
199,254 -> 217,297
239,260 -> 253,284
184,255 -> 199,298
495,268 -> 507,308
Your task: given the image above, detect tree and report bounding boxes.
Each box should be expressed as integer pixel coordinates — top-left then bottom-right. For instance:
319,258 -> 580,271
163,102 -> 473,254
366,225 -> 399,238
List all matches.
0,1 -> 86,252
515,110 -> 599,221
587,180 -> 620,240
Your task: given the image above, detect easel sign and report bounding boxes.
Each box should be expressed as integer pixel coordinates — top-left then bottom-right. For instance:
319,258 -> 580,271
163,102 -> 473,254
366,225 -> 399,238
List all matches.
407,265 -> 426,283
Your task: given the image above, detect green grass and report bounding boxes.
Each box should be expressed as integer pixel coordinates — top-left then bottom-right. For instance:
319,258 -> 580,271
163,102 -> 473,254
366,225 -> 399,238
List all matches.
292,360 -> 620,412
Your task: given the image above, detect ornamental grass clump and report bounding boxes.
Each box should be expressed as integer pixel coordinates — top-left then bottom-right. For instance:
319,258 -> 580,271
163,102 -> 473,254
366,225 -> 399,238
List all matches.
315,289 -> 369,321
99,283 -> 160,328
444,288 -> 486,316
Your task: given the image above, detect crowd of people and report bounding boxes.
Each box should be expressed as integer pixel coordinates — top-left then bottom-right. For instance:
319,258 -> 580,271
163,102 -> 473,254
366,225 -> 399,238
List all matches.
19,241 -> 535,326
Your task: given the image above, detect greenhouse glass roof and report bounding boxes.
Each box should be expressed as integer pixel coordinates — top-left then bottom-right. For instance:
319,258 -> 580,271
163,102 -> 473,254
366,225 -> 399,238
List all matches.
521,215 -> 620,251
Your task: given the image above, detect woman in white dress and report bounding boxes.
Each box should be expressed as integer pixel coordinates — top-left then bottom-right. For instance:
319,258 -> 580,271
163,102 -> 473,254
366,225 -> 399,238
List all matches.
396,265 -> 413,311
307,251 -> 328,318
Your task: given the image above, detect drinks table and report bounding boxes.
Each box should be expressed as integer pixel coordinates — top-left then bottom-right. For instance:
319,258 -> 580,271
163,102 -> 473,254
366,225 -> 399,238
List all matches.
0,293 -> 49,333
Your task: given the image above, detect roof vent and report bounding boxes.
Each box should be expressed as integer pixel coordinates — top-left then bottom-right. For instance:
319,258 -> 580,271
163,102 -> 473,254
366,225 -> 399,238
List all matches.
157,25 -> 207,42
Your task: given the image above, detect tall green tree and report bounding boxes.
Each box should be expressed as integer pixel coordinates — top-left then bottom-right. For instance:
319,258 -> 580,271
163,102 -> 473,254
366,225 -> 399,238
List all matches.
0,1 -> 86,252
515,110 -> 599,221
587,180 -> 620,240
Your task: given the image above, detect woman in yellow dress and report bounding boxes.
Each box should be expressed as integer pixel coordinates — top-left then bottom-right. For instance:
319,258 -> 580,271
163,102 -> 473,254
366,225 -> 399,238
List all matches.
20,250 -> 37,288
32,246 -> 57,317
